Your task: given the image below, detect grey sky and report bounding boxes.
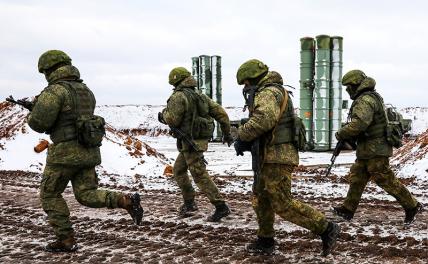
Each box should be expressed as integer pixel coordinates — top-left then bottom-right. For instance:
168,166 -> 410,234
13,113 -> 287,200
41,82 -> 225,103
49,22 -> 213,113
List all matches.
0,0 -> 426,107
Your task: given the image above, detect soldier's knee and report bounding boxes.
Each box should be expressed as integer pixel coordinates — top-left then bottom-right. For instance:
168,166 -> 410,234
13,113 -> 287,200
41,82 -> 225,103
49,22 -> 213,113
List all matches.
267,187 -> 293,213
272,196 -> 292,212
40,180 -> 55,200
74,190 -> 93,206
173,163 -> 187,175
349,175 -> 365,185
191,172 -> 208,185
188,164 -> 206,179
373,174 -> 394,187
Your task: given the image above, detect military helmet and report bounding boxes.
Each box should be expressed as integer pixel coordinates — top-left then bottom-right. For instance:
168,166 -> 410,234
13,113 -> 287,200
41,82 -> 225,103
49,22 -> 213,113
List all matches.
38,50 -> 72,73
342,70 -> 367,86
169,67 -> 191,86
236,59 -> 269,85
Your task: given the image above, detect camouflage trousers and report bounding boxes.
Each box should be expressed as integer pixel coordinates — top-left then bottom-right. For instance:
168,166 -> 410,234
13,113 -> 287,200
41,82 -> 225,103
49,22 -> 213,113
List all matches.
173,151 -> 224,206
40,164 -> 123,240
253,163 -> 328,237
342,157 -> 418,212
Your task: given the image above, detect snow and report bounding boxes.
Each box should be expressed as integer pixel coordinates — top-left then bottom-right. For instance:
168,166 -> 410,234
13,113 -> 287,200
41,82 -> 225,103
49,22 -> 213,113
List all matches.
1,103 -> 427,203
0,125 -> 47,172
96,104 -> 169,132
400,107 -> 428,135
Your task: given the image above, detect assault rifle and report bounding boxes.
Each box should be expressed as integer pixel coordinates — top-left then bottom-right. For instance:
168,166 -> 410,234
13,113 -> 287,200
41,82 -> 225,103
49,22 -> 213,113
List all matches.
158,112 -> 208,165
170,126 -> 208,165
241,83 -> 264,195
326,140 -> 356,177
6,96 -> 34,111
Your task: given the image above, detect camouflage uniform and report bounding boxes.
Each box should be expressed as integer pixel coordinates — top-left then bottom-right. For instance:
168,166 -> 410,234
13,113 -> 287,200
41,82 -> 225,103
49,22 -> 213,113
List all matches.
237,70 -> 328,237
336,70 -> 418,214
161,73 -> 231,207
28,51 -> 133,243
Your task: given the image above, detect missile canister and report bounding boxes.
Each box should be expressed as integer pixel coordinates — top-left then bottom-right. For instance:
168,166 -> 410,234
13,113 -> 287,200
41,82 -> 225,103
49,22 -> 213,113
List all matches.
329,36 -> 343,148
211,55 -> 223,140
191,57 -> 200,89
199,55 -> 212,97
299,37 -> 315,148
313,35 -> 331,151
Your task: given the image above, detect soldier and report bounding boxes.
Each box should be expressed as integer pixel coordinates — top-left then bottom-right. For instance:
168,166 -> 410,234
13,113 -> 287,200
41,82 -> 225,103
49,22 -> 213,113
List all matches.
333,70 -> 423,223
234,59 -> 340,256
158,67 -> 233,222
27,50 -> 144,252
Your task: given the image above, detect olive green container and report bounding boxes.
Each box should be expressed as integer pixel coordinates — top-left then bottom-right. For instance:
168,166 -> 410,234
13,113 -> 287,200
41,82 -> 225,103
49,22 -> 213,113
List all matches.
313,35 -> 331,151
299,37 -> 315,148
329,36 -> 343,148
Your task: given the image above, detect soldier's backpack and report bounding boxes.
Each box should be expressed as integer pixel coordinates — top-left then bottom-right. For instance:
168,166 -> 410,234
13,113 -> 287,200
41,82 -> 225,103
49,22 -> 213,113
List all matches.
383,104 -> 411,148
269,84 -> 308,151
59,81 -> 106,147
180,88 -> 215,140
368,92 -> 410,148
293,115 -> 308,151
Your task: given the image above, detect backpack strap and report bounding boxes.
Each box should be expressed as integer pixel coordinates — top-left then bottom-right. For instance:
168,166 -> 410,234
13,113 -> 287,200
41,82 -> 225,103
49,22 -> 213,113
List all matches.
49,81 -> 79,143
264,84 -> 289,144
180,88 -> 198,140
56,81 -> 78,116
357,91 -> 388,139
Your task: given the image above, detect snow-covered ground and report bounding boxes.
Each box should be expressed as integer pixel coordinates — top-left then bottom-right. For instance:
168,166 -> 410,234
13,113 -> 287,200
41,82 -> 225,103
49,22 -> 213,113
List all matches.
1,103 -> 427,263
96,104 -> 428,136
1,103 -> 427,198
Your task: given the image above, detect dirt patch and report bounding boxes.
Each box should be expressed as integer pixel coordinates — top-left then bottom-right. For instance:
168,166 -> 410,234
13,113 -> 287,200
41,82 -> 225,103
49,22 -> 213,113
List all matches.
0,170 -> 426,264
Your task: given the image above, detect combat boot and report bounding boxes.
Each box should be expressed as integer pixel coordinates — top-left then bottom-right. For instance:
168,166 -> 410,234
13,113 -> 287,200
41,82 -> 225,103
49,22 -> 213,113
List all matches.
320,222 -> 341,257
45,235 -> 78,253
333,206 -> 354,221
207,202 -> 230,222
404,202 -> 423,225
119,193 -> 144,225
245,236 -> 275,255
178,199 -> 198,218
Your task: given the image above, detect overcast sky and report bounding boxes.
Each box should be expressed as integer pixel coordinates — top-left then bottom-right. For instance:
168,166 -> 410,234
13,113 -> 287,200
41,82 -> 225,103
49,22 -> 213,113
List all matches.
0,0 -> 427,107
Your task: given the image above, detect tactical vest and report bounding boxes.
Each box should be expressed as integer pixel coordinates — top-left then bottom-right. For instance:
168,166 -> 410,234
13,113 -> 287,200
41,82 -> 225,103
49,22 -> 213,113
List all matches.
176,87 -> 214,140
250,84 -> 295,145
49,80 -> 96,144
349,91 -> 387,140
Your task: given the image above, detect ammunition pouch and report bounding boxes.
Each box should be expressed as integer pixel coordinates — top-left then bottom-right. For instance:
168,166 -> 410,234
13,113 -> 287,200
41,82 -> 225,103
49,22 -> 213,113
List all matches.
76,115 -> 106,147
192,116 -> 215,140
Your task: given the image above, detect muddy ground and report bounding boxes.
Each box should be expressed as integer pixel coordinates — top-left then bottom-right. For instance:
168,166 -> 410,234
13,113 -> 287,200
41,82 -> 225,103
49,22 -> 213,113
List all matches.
0,170 -> 427,264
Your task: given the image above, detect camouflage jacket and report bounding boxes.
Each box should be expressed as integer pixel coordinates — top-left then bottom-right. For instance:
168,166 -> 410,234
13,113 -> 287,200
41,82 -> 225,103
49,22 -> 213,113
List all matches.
162,76 -> 231,152
337,77 -> 392,159
27,65 -> 101,167
237,72 -> 299,166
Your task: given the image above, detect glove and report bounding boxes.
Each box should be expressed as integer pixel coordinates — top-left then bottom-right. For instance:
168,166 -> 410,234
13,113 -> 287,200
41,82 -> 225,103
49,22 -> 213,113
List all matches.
158,112 -> 165,124
234,139 -> 253,156
335,132 -> 342,141
222,134 -> 234,147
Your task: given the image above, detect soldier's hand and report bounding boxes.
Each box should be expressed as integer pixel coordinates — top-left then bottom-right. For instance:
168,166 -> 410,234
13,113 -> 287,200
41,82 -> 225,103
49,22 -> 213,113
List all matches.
158,112 -> 165,124
335,132 -> 342,141
234,140 -> 244,156
222,134 -> 234,147
234,139 -> 252,156
240,118 -> 249,125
